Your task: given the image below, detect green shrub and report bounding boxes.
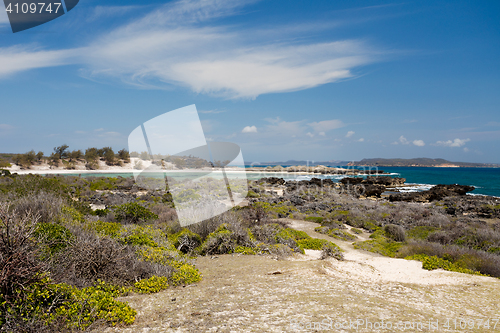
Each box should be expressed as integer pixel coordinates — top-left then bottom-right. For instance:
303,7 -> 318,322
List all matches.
0,160 -> 11,168
134,276 -> 170,294
200,224 -> 236,255
170,263 -> 202,286
234,246 -> 256,255
327,228 -> 357,241
13,280 -> 137,330
87,220 -> 122,238
284,228 -> 311,241
114,202 -> 158,224
314,226 -> 330,234
297,238 -> 340,251
119,225 -> 164,247
89,178 -> 117,191
246,190 -> 260,198
488,247 -> 500,254
320,242 -> 344,260
350,228 -> 363,234
50,283 -> 136,329
35,222 -> 73,256
172,189 -> 202,203
405,254 -> 485,276
354,231 -> 403,257
406,226 -> 437,240
169,228 -> 202,253
252,202 -> 297,218
93,208 -> 110,217
136,246 -> 179,265
305,216 -> 324,223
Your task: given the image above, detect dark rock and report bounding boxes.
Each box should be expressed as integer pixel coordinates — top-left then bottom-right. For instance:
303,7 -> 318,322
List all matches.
362,184 -> 386,198
389,184 -> 475,203
364,176 -> 405,186
339,177 -> 364,185
260,177 -> 286,185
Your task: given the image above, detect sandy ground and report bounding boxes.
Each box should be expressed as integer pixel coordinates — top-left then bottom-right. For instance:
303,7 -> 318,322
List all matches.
99,219 -> 500,333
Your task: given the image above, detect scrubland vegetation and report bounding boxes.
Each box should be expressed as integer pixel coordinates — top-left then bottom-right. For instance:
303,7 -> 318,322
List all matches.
0,173 -> 342,331
1,170 -> 499,331
1,145 -> 131,170
249,177 -> 500,278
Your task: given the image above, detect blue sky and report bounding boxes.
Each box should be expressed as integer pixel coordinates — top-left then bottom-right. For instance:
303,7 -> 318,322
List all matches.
0,0 -> 499,163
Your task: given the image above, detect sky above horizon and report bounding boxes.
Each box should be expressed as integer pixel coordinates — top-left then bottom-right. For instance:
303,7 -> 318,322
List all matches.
0,0 -> 499,163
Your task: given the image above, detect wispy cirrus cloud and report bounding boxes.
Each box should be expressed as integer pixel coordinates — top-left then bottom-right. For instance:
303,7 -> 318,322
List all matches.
0,0 -> 385,99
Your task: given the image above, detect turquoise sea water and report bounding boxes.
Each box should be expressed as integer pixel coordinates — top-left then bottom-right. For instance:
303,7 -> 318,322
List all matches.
54,166 -> 500,198
372,167 -> 500,198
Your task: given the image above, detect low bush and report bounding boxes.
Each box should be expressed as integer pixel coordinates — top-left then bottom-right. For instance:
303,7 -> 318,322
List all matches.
35,222 -> 74,256
200,224 -> 236,255
384,224 -> 406,242
113,202 -> 158,224
305,216 -> 324,223
134,276 -> 170,294
327,228 -> 357,241
405,254 -> 484,276
320,243 -> 344,260
350,228 -> 363,234
399,240 -> 500,277
297,238 -> 338,251
169,228 -> 202,253
170,263 -> 202,286
406,226 -> 437,240
234,246 -> 257,255
49,230 -> 163,288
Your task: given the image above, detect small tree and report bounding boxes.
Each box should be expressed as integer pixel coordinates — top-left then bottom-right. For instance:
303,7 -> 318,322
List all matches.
139,151 -> 150,160
103,147 -> 116,166
85,148 -> 99,170
49,153 -> 59,167
69,150 -> 82,162
117,149 -> 130,163
53,145 -> 69,160
36,151 -> 44,162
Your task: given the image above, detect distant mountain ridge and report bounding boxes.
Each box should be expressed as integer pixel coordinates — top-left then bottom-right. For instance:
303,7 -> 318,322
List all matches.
246,158 -> 499,168
350,158 -> 500,168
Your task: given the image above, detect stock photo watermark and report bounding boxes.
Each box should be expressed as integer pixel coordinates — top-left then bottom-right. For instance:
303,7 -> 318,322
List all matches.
290,317 -> 500,331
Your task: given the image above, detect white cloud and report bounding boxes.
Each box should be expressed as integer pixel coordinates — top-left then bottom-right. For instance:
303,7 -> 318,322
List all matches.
413,140 -> 425,147
308,119 -> 345,133
345,131 -> 355,138
357,138 -> 364,142
434,138 -> 470,148
399,135 -> 409,145
318,132 -> 325,136
0,0 -> 383,99
306,132 -> 314,138
242,125 -> 257,133
463,147 -> 470,152
0,46 -> 76,78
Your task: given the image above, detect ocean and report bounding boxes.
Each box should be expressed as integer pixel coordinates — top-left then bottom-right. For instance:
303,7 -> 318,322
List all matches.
53,166 -> 500,198
249,166 -> 500,198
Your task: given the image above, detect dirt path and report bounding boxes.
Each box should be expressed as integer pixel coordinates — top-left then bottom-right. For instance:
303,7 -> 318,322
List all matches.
103,220 -> 500,333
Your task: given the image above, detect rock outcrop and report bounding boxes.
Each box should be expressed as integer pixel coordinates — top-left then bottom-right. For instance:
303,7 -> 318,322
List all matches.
389,184 -> 475,203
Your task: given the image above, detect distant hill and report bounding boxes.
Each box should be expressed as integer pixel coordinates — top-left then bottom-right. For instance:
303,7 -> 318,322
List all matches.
350,158 -> 500,168
246,158 -> 500,168
246,160 -> 350,166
